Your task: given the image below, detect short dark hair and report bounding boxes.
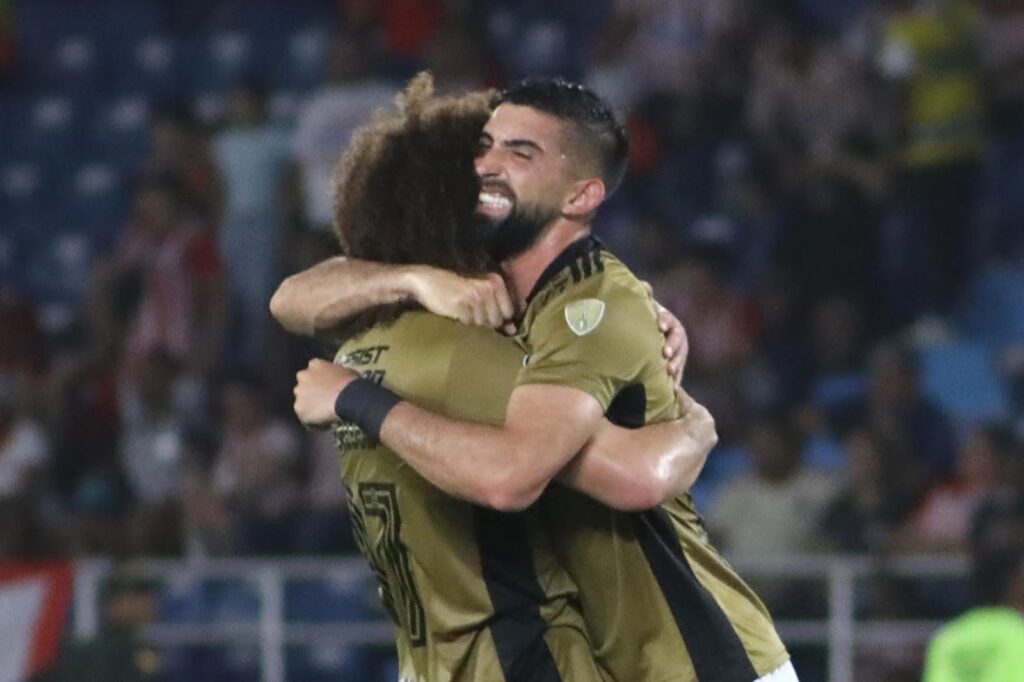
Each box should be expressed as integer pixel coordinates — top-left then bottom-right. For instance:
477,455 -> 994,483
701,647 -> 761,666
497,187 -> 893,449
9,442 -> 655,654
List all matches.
499,77 -> 629,195
329,72 -> 499,340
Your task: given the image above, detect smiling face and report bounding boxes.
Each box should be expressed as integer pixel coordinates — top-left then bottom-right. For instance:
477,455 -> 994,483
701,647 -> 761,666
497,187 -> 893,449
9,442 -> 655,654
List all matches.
473,104 -> 581,260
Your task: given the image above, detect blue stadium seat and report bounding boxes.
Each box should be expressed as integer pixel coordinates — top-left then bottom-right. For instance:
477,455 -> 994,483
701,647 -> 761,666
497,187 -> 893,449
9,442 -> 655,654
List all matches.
216,644 -> 261,682
3,97 -> 83,159
287,644 -> 370,682
14,0 -> 161,92
208,579 -> 261,623
63,162 -> 130,248
86,95 -> 151,166
161,646 -> 251,682
266,27 -> 329,92
160,577 -> 212,624
23,230 -> 95,300
115,35 -> 189,98
0,231 -> 21,289
958,267 -> 1024,348
188,32 -> 257,93
285,573 -> 374,623
0,161 -> 53,217
49,36 -> 104,95
376,656 -> 400,682
918,342 -> 1011,424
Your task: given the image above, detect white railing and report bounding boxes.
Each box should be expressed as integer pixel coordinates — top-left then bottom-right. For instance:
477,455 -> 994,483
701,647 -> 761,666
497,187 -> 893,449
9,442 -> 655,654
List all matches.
72,554 -> 969,682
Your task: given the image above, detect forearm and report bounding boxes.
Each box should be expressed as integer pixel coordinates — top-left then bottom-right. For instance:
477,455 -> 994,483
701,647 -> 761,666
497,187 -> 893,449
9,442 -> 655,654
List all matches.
561,410 -> 715,511
378,404 -> 553,511
269,257 -> 419,337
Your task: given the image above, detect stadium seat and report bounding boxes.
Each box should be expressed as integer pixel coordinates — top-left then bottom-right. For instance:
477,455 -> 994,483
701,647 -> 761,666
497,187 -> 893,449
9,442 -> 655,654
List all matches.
216,644 -> 261,682
0,232 -> 20,288
160,577 -> 212,624
1,98 -> 83,159
918,342 -> 1011,424
285,572 -> 375,623
809,373 -> 867,412
958,267 -> 1024,348
22,231 -> 96,333
286,644 -> 370,682
63,162 -> 129,248
208,579 -> 261,623
266,27 -> 329,92
50,36 -> 103,95
117,35 -> 189,98
86,95 -> 151,166
189,32 -> 256,93
0,161 -> 52,216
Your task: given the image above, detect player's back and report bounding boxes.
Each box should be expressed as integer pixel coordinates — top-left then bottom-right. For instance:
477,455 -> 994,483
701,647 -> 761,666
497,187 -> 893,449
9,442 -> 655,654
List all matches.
517,237 -> 789,681
335,311 -> 604,682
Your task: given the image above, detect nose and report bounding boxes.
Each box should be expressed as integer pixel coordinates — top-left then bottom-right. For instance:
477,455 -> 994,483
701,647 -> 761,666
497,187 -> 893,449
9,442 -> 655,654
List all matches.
475,147 -> 501,178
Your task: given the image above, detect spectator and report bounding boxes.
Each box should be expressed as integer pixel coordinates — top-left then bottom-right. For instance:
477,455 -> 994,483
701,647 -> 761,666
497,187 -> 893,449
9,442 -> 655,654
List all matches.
822,428 -> 918,552
294,28 -> 396,231
89,178 -> 226,377
709,415 -> 838,556
212,83 -> 292,369
923,542 -> 1024,679
295,431 -> 356,554
0,375 -> 51,557
835,342 -> 956,482
118,351 -> 190,555
897,425 -> 1012,553
876,0 -> 986,322
210,376 -> 302,555
137,106 -> 222,224
39,573 -> 161,682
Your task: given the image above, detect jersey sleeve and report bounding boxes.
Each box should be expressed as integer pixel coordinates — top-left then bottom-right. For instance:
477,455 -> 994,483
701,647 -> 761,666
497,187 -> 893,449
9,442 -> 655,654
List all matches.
515,276 -> 665,411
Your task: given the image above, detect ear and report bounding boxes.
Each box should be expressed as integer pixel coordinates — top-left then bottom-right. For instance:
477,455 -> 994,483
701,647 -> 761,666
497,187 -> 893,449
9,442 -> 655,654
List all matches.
562,178 -> 605,219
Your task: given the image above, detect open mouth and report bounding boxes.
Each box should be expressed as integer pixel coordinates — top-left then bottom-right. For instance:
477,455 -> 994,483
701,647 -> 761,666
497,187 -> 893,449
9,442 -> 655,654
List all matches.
477,183 -> 515,217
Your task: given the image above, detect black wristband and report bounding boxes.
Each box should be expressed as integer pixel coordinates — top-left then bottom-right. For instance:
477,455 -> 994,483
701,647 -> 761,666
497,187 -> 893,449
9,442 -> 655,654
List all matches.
334,378 -> 401,442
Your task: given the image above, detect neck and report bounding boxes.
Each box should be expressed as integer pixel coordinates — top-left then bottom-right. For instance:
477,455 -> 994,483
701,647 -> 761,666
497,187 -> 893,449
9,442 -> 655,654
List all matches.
504,220 -> 590,310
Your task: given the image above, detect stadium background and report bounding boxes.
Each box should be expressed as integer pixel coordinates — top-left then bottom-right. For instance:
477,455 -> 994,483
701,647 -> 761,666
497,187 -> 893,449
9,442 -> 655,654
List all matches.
0,0 -> 1023,680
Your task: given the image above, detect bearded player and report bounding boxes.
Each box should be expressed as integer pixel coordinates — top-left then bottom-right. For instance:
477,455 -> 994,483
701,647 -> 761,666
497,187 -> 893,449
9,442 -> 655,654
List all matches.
287,77 -> 794,682
291,74 -> 717,681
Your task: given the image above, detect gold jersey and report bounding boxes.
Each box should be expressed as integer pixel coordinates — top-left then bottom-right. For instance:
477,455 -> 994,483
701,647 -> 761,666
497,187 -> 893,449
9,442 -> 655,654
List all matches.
515,237 -> 790,682
334,312 -> 607,682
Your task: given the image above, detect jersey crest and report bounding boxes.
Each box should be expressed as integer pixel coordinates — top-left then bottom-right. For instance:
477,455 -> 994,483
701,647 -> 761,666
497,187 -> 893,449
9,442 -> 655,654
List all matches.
564,298 -> 606,336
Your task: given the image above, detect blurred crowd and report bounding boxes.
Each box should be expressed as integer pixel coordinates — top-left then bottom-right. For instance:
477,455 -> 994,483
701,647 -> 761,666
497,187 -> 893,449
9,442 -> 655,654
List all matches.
1,0 -> 1024,662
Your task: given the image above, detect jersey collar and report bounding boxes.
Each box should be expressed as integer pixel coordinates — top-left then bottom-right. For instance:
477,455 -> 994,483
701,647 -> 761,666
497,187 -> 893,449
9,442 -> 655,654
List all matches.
524,235 -> 604,305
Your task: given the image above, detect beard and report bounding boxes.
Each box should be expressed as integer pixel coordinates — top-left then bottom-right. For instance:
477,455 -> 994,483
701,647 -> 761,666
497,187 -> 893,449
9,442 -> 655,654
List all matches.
478,201 -> 559,262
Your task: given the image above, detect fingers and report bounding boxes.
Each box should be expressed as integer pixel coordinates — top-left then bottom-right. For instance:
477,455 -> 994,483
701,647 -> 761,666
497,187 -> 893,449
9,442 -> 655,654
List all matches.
459,275 -> 515,329
478,281 -> 505,329
487,272 -> 515,322
640,279 -> 654,299
657,306 -> 688,383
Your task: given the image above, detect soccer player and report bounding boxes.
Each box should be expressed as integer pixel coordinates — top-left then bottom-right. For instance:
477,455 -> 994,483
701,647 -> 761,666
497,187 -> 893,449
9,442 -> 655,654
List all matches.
289,78 -> 795,682
288,75 -> 716,682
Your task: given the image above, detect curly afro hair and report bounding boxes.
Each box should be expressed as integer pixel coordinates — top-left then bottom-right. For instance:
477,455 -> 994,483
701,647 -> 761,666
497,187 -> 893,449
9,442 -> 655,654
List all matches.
329,73 -> 499,340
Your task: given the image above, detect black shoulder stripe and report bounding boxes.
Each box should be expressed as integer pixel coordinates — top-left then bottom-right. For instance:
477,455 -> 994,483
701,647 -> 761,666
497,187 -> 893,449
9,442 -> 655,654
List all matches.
569,260 -> 582,283
580,253 -> 593,279
592,250 -> 604,273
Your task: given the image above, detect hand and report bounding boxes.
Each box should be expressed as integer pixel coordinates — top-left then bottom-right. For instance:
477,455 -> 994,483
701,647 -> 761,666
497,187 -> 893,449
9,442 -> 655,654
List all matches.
406,266 -> 516,333
641,281 -> 688,384
677,389 -> 717,452
293,359 -> 359,428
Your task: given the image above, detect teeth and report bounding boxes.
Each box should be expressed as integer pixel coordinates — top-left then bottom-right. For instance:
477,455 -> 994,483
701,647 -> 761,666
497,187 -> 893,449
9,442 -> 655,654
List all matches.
479,192 -> 512,209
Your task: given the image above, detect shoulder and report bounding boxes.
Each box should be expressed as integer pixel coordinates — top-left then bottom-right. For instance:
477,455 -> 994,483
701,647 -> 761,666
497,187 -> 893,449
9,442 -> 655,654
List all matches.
531,248 -> 653,336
